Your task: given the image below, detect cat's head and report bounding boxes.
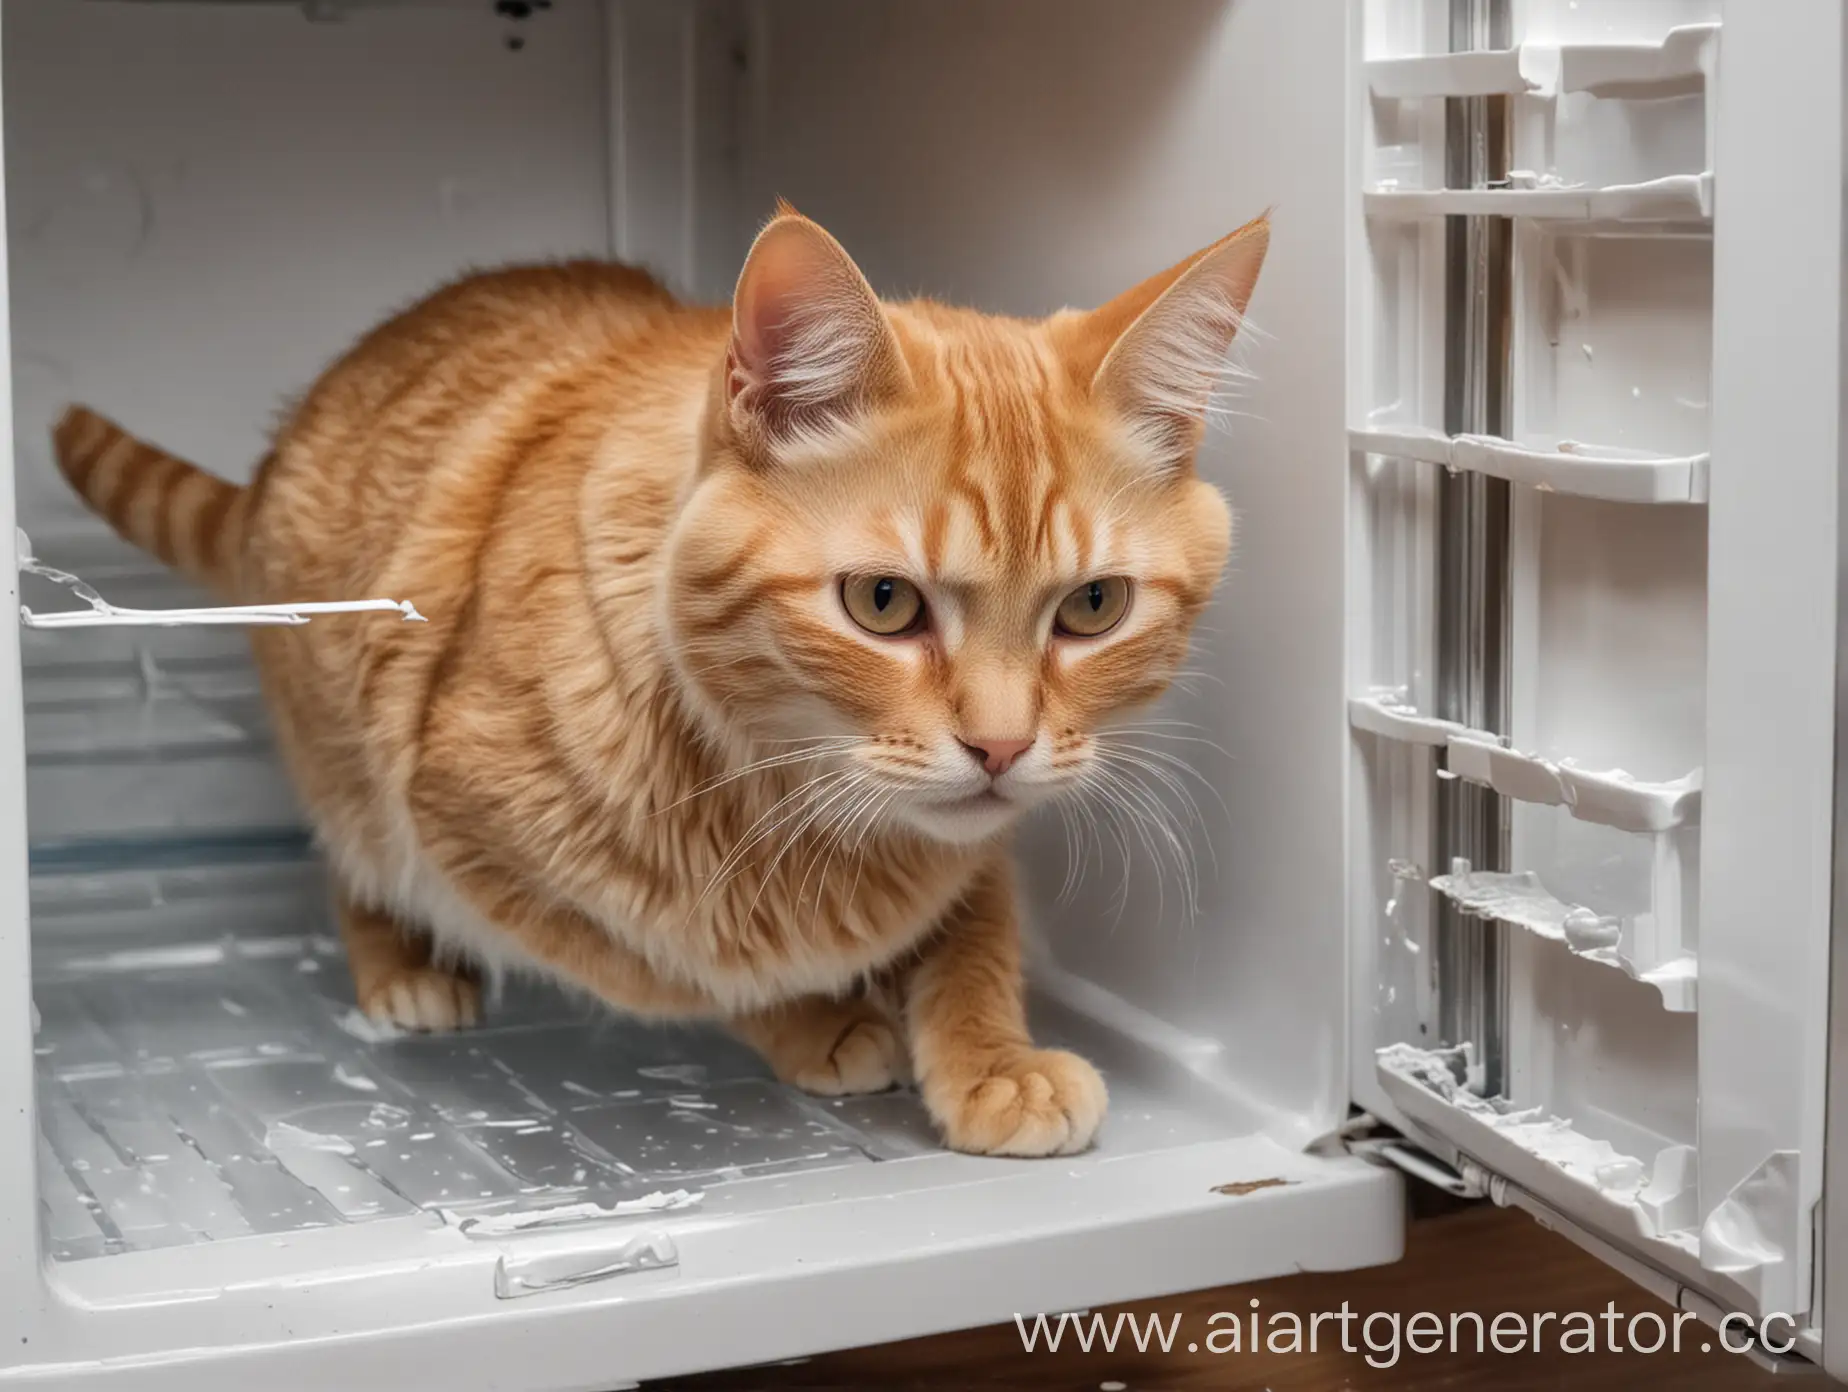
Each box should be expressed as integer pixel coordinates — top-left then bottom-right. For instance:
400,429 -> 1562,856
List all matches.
664,206 -> 1267,846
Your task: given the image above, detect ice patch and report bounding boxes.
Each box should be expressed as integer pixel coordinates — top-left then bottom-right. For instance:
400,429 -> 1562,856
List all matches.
333,1063 -> 379,1093
637,1064 -> 709,1086
265,1121 -> 356,1157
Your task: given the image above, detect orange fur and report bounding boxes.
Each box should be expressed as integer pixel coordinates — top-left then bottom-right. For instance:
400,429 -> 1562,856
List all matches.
52,210 -> 1268,1156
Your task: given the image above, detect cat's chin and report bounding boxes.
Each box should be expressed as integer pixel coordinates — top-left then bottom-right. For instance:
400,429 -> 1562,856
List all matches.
897,793 -> 1024,847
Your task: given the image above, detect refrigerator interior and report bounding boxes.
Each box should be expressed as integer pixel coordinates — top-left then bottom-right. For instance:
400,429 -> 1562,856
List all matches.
0,0 -> 1402,1378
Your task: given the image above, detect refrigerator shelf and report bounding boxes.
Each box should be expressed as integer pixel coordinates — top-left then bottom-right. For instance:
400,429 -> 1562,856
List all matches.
1352,425 -> 1709,505
1350,692 -> 1702,833
1364,23 -> 1719,101
1364,174 -> 1712,224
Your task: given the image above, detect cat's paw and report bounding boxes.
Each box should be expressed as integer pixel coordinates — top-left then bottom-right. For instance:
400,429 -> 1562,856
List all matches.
787,1013 -> 908,1096
925,1048 -> 1107,1157
360,967 -> 481,1033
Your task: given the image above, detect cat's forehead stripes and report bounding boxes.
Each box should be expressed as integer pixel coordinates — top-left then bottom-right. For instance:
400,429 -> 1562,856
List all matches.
901,320 -> 1117,587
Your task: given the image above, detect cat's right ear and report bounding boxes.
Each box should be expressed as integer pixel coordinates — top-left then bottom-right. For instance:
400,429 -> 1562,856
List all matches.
1053,214 -> 1270,475
726,209 -> 908,451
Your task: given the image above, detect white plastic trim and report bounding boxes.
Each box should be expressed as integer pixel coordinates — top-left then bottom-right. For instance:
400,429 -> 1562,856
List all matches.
1351,427 -> 1709,504
1446,732 -> 1700,832
1561,765 -> 1702,835
1364,173 -> 1713,224
1365,24 -> 1719,102
1348,691 -> 1702,832
1450,436 -> 1709,506
1364,47 -> 1549,100
1344,690 -> 1470,747
1349,424 -> 1453,468
15,529 -> 424,629
1556,23 -> 1720,101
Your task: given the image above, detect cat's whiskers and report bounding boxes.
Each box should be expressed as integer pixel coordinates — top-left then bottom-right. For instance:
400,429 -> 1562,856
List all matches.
794,774 -> 879,910
1093,745 -> 1219,888
795,776 -> 891,924
693,766 -> 858,912
837,788 -> 900,933
1081,783 -> 1137,924
654,736 -> 864,816
739,766 -> 878,930
1052,800 -> 1083,905
1086,764 -> 1173,925
1080,758 -> 1200,926
1096,734 -> 1231,810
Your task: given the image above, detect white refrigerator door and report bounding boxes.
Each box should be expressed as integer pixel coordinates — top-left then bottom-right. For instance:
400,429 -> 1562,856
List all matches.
1347,0 -> 1843,1361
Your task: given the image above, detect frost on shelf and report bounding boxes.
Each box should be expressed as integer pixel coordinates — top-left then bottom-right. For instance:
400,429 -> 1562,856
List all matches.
1430,858 -> 1697,1011
15,527 -> 424,629
1376,1043 -> 1698,1252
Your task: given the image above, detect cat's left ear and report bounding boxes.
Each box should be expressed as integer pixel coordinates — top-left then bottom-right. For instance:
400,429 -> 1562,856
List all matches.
726,206 -> 909,452
1060,214 -> 1270,472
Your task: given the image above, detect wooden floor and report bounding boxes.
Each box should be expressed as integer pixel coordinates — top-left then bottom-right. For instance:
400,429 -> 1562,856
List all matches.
665,1200 -> 1788,1390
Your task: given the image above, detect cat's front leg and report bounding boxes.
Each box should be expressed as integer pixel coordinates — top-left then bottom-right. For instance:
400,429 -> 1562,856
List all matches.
728,994 -> 910,1096
340,895 -> 482,1032
901,858 -> 1107,1157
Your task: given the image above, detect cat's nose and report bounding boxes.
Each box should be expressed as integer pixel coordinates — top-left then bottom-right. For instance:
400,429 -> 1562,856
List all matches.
958,735 -> 1035,777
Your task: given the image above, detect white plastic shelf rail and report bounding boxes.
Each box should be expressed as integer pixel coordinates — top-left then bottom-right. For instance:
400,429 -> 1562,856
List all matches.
1349,689 -> 1701,832
1350,425 -> 1709,505
1364,23 -> 1719,101
1351,690 -> 1699,1011
1374,1042 -> 1753,1312
14,529 -> 423,630
1365,23 -> 1718,227
1364,173 -> 1712,225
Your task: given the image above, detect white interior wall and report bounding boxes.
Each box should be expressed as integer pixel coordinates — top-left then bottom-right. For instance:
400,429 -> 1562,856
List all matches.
5,0 -> 611,544
737,0 -> 1356,1138
6,0 -> 1357,1140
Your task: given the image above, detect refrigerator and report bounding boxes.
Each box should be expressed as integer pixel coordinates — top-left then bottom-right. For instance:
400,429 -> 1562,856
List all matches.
0,0 -> 1834,1384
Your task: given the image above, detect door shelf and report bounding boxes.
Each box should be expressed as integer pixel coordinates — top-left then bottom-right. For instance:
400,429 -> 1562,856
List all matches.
1364,24 -> 1719,101
1352,693 -> 1700,1005
1364,47 -> 1549,100
1374,1043 -> 1776,1315
1351,426 -> 1709,504
1447,734 -> 1700,834
1429,861 -> 1697,1012
1364,173 -> 1712,225
1349,691 -> 1702,833
1556,23 -> 1720,101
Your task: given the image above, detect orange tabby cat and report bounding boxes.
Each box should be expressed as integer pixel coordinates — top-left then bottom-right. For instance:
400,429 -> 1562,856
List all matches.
50,206 -> 1266,1157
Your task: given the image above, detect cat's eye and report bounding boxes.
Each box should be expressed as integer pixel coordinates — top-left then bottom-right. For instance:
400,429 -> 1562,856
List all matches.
1055,577 -> 1131,638
842,575 -> 925,636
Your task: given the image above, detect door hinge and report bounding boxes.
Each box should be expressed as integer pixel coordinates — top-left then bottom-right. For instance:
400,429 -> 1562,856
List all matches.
1349,1136 -> 1486,1198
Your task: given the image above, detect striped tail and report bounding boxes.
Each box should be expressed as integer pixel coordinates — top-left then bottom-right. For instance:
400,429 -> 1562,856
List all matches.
51,406 -> 247,597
